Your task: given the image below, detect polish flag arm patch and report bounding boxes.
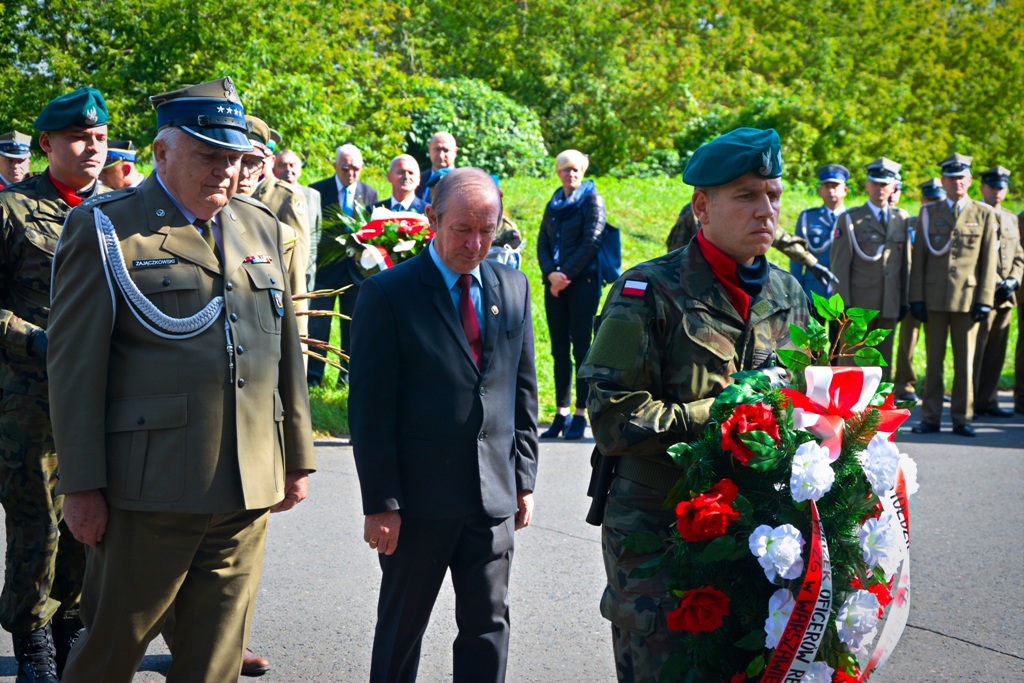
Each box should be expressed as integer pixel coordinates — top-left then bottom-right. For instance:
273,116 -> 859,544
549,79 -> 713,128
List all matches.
622,280 -> 648,297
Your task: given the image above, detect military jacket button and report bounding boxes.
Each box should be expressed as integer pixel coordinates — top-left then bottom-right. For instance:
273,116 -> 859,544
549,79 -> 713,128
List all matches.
269,277 -> 276,284
162,278 -> 171,287
236,345 -> 245,354
237,378 -> 246,388
137,416 -> 145,425
225,282 -> 234,291
230,313 -> 238,322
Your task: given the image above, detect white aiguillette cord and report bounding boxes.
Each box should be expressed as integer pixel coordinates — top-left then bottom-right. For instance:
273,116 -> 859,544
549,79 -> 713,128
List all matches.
845,212 -> 884,262
919,203 -> 952,256
93,207 -> 236,380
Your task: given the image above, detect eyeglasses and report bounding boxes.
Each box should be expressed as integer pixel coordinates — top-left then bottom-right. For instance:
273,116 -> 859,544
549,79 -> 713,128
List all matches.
240,158 -> 265,174
338,164 -> 362,172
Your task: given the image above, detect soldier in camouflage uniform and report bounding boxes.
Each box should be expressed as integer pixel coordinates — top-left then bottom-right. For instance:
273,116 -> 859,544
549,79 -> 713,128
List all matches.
580,128 -> 809,683
666,189 -> 838,292
0,87 -> 108,683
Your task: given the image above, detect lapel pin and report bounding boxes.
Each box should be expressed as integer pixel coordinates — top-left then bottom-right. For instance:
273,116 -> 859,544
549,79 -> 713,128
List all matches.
491,305 -> 499,315
155,209 -> 165,217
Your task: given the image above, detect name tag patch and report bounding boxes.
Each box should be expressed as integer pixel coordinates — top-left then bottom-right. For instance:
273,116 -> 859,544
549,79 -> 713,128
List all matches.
132,257 -> 179,268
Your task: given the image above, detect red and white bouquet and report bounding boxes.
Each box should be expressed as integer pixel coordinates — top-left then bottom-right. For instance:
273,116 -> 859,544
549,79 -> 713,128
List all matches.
338,207 -> 433,279
636,294 -> 917,682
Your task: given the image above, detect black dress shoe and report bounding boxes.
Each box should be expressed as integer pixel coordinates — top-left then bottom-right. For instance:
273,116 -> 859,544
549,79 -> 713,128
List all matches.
952,424 -> 976,437
895,392 -> 919,403
977,407 -> 1014,418
911,422 -> 940,434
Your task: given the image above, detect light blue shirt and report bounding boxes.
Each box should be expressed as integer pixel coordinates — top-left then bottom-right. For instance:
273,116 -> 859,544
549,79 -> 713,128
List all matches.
429,241 -> 484,339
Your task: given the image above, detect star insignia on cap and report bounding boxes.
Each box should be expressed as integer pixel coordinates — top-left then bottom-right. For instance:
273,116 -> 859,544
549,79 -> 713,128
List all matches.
217,106 -> 225,113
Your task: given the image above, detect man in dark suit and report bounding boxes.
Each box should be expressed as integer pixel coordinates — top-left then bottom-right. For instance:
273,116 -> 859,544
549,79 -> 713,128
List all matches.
349,168 -> 539,683
373,154 -> 427,214
415,131 -> 457,203
307,143 -> 377,385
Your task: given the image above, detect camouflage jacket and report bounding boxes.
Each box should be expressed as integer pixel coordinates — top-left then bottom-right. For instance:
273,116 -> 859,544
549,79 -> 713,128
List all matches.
0,173 -> 105,394
579,243 -> 809,465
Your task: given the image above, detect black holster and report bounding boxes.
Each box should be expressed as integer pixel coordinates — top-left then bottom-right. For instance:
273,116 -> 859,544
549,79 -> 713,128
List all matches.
585,446 -> 617,526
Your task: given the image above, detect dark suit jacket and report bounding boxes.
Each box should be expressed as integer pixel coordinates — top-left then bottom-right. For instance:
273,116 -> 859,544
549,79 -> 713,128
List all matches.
372,196 -> 428,214
309,176 -> 378,285
349,250 -> 539,520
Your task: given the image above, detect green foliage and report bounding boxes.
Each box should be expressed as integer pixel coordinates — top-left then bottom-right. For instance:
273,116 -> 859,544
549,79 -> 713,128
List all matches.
407,78 -> 549,177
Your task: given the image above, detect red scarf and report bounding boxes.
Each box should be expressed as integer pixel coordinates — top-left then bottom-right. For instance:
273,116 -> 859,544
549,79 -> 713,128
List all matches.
696,228 -> 750,321
48,170 -> 90,207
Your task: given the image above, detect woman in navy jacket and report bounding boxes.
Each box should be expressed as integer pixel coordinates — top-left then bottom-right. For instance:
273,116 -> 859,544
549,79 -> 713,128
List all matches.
536,149 -> 606,439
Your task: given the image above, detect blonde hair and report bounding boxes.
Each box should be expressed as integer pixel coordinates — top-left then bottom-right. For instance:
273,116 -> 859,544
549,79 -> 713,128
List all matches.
555,149 -> 588,175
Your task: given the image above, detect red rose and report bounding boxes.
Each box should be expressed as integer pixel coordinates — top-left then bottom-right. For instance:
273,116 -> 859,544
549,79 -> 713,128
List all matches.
666,586 -> 731,633
675,479 -> 741,542
720,402 -> 780,465
729,674 -> 747,683
834,667 -> 861,683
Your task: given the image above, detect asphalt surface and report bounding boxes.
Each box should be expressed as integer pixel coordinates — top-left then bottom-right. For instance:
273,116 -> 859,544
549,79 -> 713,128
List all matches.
0,396 -> 1021,682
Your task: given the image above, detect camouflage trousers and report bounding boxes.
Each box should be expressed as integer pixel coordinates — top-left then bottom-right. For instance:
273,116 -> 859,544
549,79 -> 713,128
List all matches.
601,475 -> 687,683
0,388 -> 84,635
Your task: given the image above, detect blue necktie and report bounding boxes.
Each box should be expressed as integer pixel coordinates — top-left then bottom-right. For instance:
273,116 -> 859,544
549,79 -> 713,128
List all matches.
343,187 -> 354,216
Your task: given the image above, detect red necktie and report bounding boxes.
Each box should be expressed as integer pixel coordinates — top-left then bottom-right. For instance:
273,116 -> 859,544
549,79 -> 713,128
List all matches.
457,274 -> 482,368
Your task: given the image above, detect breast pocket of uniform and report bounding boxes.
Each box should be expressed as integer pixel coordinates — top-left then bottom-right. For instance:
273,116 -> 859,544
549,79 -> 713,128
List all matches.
680,303 -> 735,387
957,228 -> 981,251
242,263 -> 286,335
130,264 -> 203,318
104,394 -> 188,503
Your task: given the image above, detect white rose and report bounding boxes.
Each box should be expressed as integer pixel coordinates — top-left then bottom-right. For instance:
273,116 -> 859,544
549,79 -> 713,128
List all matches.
749,524 -> 805,582
790,442 -> 836,502
764,588 -> 795,649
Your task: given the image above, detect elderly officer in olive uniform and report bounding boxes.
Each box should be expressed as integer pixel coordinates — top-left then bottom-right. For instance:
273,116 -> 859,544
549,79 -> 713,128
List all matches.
893,178 -> 946,402
973,166 -> 1022,417
831,157 -> 910,375
274,148 -> 322,290
46,77 -> 316,683
0,87 -> 109,683
666,188 -> 839,291
579,128 -> 809,683
909,154 -> 998,437
98,140 -> 146,190
0,131 -> 33,189
791,164 -> 849,301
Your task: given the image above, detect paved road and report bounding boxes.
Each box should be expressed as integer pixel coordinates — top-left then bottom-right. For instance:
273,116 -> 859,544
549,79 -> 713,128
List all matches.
0,399 -> 1020,682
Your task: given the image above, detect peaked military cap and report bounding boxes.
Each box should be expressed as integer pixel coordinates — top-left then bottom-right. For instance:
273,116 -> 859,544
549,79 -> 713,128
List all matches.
103,139 -> 136,168
244,115 -> 272,157
979,165 -> 1011,188
919,178 -> 946,199
864,157 -> 901,184
817,164 -> 849,185
34,87 -> 108,131
938,153 -> 972,177
268,128 -> 282,152
150,77 -> 253,153
683,127 -> 782,186
0,131 -> 32,159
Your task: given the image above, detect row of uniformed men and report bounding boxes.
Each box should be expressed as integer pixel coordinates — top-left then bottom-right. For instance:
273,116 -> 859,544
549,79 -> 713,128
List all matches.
790,156 -> 1022,436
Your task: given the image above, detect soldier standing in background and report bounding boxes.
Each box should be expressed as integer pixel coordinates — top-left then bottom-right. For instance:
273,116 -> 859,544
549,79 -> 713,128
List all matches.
909,154 -> 998,437
275,149 -> 322,290
580,128 -> 809,683
893,178 -> 946,402
0,131 -> 33,189
791,164 -> 849,302
830,157 -> 910,375
0,87 -> 108,683
97,140 -> 145,190
973,166 -> 1022,417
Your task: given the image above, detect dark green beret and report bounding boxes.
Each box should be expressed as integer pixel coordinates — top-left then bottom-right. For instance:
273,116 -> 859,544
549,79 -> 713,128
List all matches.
683,127 -> 782,187
33,87 -> 109,132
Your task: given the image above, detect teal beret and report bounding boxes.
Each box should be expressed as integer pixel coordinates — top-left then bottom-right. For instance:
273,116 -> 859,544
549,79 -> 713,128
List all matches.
683,127 -> 782,187
33,87 -> 109,132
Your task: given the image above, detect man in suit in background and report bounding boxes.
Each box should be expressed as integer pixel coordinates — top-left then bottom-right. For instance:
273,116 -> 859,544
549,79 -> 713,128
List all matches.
416,131 -> 457,203
46,77 -> 315,682
373,154 -> 427,213
307,143 -> 377,385
349,168 -> 539,683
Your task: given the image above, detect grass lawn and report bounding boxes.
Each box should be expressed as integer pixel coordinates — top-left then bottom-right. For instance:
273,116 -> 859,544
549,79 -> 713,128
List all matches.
309,176 -> 1019,436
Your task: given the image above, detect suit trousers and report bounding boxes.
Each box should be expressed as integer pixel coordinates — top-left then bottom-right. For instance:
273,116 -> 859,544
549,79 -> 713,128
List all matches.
370,513 -> 515,683
893,317 -> 921,396
544,273 -> 601,409
922,311 -> 977,426
308,259 -> 358,382
836,316 -> 897,381
973,306 -> 1013,412
62,507 -> 268,683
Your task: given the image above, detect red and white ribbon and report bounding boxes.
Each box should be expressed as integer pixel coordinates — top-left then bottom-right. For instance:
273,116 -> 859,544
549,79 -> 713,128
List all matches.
761,501 -> 833,683
857,466 -> 912,680
783,367 -> 882,461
